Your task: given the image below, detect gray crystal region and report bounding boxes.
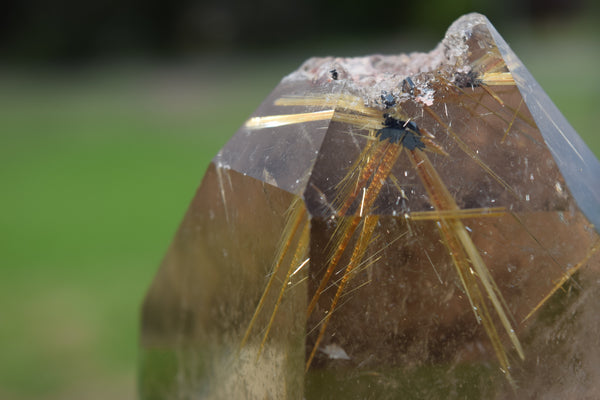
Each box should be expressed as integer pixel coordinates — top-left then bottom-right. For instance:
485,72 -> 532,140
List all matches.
141,13 -> 600,400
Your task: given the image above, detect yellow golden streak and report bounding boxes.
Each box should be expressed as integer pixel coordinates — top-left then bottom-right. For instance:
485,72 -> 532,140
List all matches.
327,142 -> 380,256
510,212 -> 564,272
275,95 -> 382,118
501,98 -> 524,143
431,202 -> 517,388
339,276 -> 374,299
453,217 -> 524,359
214,165 -> 231,223
307,143 -> 402,319
523,239 -> 600,322
332,112 -> 384,130
252,90 -> 528,385
306,215 -> 361,318
471,53 -> 507,75
439,73 -> 536,130
437,218 -> 514,384
409,149 -> 524,369
245,110 -> 335,129
421,136 -> 450,156
408,207 -> 507,220
481,72 -> 515,85
306,143 -> 401,370
481,84 -> 505,107
240,199 -> 306,350
502,100 -> 537,130
333,140 -> 389,216
333,133 -> 376,205
341,230 -> 407,285
424,106 -> 520,199
258,222 -> 310,358
419,126 -> 436,139
306,215 -> 379,371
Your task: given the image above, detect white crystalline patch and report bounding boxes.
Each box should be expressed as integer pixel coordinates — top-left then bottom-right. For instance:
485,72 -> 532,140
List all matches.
415,87 -> 435,106
321,344 -> 351,360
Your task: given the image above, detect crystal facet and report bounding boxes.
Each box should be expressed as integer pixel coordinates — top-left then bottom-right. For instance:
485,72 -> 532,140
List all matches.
141,13 -> 600,399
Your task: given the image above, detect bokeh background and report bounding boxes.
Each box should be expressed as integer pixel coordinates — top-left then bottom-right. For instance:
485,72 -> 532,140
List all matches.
2,1 -> 599,399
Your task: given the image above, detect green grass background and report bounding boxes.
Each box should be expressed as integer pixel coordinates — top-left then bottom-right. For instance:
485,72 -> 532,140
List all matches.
1,20 -> 598,400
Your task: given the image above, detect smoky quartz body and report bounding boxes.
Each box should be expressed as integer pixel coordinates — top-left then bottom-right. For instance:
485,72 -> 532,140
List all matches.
141,13 -> 600,399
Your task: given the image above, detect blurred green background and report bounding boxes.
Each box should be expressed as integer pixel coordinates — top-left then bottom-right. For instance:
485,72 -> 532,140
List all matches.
1,1 -> 599,399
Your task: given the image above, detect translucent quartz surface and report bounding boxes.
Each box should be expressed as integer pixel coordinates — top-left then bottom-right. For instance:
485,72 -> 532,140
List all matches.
141,13 -> 600,399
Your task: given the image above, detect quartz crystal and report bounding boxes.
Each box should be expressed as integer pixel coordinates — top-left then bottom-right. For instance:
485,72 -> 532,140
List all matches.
141,13 -> 600,399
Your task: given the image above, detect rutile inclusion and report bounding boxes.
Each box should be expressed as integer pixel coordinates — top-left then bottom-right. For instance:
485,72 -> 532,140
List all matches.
141,13 -> 600,399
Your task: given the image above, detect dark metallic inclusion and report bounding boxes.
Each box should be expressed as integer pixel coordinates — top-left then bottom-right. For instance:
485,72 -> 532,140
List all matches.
141,13 -> 600,399
376,114 -> 425,149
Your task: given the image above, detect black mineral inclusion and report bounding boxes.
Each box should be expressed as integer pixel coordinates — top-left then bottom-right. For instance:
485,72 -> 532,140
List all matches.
376,114 -> 426,150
